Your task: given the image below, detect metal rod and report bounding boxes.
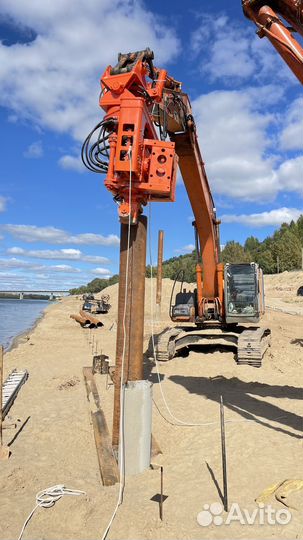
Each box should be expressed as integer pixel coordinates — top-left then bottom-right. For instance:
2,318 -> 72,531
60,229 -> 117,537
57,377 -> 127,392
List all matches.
160,466 -> 164,520
156,230 -> 164,305
220,395 -> 228,512
112,215 -> 147,447
0,346 -> 3,446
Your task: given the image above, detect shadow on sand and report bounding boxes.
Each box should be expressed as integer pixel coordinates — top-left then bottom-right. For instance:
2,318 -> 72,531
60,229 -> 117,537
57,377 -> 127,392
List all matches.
168,375 -> 303,439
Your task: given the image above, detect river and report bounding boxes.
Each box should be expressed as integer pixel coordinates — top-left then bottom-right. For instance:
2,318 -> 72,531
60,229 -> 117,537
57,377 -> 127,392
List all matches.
0,298 -> 50,350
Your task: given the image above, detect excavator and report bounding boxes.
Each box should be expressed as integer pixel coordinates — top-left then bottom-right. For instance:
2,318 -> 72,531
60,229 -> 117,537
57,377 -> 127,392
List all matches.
242,0 -> 303,84
82,47 -> 274,368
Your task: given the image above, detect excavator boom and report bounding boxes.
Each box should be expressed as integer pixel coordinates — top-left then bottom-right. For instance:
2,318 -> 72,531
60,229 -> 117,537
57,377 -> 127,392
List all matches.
82,49 -> 223,317
242,0 -> 303,83
82,48 -> 270,366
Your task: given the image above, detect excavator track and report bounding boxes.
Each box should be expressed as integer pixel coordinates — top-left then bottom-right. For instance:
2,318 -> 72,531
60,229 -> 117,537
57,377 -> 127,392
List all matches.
237,327 -> 271,367
155,327 -> 183,362
154,326 -> 271,367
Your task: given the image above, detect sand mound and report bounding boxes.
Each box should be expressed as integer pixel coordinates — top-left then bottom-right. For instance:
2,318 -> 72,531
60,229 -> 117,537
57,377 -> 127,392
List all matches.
96,277 -> 195,322
264,270 -> 303,292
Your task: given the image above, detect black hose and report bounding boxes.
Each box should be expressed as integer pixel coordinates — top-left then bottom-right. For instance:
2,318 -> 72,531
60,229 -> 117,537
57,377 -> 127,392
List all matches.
169,269 -> 185,318
81,118 -> 117,173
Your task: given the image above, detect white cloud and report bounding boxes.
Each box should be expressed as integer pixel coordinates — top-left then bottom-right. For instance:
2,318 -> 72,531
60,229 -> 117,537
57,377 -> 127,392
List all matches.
91,267 -> 112,277
0,270 -> 88,290
0,197 -> 8,212
0,1 -> 179,141
6,246 -> 110,264
222,207 -> 302,227
192,90 -> 302,202
6,247 -> 24,255
2,224 -> 119,245
23,140 -> 43,158
279,97 -> 303,151
174,244 -> 195,254
191,13 -> 294,86
0,257 -> 81,273
191,15 -> 255,83
51,264 -> 80,273
58,154 -> 85,173
276,156 -> 303,193
0,272 -> 27,283
0,258 -> 37,270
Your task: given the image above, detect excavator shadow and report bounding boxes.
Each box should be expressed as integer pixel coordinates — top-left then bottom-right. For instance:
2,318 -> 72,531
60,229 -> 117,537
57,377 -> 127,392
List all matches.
169,374 -> 303,439
176,343 -> 237,359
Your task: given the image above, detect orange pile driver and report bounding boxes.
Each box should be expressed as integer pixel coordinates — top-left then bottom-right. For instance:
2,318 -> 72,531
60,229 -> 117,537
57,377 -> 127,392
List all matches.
82,48 -> 271,367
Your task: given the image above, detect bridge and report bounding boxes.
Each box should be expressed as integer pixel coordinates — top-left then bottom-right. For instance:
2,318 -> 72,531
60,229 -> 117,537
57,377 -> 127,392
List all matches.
0,290 -> 70,300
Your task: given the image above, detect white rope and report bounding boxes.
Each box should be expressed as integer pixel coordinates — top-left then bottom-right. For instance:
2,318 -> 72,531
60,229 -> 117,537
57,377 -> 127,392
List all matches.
18,485 -> 86,540
101,146 -> 133,540
147,204 -> 285,428
147,204 -> 221,427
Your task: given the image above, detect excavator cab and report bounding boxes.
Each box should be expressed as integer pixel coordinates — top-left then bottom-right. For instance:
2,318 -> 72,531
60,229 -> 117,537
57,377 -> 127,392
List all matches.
171,290 -> 196,322
224,263 -> 264,324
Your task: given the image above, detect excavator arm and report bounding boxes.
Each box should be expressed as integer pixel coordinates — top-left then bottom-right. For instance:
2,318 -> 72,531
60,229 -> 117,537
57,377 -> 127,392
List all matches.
82,48 -> 271,367
242,0 -> 303,83
82,49 -> 223,320
169,107 -> 222,313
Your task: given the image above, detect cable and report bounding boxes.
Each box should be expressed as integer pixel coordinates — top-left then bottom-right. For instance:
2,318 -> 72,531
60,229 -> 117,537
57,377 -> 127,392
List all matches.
169,269 -> 185,319
101,146 -> 133,540
18,485 -> 86,540
147,205 -> 286,428
82,118 -> 117,173
147,204 -> 221,427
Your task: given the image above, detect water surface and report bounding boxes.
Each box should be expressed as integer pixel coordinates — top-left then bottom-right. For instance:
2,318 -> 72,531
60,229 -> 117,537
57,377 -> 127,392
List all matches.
0,298 -> 50,350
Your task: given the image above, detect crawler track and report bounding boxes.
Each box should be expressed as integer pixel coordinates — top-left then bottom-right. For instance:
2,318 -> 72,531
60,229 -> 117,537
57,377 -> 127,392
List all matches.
155,326 -> 271,367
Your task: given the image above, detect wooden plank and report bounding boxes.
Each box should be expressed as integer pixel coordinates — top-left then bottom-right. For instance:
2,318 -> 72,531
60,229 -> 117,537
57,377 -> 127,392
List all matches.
0,346 -> 3,445
83,367 -> 119,486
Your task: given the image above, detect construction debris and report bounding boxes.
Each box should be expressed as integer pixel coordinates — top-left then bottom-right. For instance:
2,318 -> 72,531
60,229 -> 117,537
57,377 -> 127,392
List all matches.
256,479 -> 303,510
92,354 -> 109,375
69,313 -> 103,329
79,310 -> 104,327
2,368 -> 29,421
83,367 -> 119,486
81,294 -> 111,315
0,346 -> 9,460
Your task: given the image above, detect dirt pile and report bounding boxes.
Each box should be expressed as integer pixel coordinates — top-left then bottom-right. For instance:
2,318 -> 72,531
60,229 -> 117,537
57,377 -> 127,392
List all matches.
264,271 -> 303,315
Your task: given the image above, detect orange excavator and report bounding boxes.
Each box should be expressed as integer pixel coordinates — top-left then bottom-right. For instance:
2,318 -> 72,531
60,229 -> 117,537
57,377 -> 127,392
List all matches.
82,48 -> 271,367
242,0 -> 303,84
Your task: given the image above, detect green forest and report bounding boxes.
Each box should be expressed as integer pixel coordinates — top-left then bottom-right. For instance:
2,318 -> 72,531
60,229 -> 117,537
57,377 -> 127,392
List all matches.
70,215 -> 303,294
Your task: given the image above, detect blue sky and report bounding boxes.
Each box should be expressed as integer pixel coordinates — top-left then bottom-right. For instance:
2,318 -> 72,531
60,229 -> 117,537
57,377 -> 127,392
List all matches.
0,0 -> 302,290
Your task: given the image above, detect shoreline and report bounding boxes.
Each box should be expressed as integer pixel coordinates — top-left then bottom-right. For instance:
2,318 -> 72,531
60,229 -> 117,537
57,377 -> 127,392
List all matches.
5,300 -> 58,353
0,277 -> 302,539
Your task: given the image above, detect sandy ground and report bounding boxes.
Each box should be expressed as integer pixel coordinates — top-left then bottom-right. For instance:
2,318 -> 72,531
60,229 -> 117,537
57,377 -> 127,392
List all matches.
0,273 -> 302,540
264,271 -> 303,316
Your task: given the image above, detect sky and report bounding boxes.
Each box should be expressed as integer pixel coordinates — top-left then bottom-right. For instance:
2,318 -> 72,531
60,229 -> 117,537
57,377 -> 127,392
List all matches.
0,0 -> 302,291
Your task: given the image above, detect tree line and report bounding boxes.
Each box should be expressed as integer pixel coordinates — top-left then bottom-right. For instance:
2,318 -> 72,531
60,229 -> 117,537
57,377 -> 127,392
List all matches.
70,214 -> 303,294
